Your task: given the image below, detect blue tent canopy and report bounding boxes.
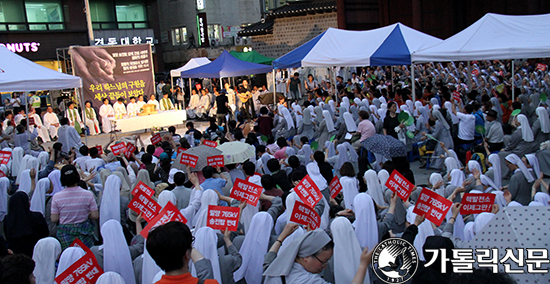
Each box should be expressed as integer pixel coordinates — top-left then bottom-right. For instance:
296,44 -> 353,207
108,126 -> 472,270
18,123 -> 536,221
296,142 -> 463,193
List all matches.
181,50 -> 272,78
272,24 -> 442,69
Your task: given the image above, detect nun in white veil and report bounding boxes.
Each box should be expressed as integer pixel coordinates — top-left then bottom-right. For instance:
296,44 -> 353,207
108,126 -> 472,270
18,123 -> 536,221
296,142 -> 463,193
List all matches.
363,170 -> 387,207
10,147 -> 24,178
100,175 -> 122,227
406,206 -> 434,261
273,106 -> 296,139
191,227 -> 223,283
331,217 -> 369,284
16,169 -> 33,194
30,177 -> 50,216
339,166 -> 359,210
56,247 -> 86,277
96,272 -> 126,284
33,237 -> 62,284
296,107 -> 315,140
314,110 -> 335,148
101,220 -> 136,284
192,189 -> 219,230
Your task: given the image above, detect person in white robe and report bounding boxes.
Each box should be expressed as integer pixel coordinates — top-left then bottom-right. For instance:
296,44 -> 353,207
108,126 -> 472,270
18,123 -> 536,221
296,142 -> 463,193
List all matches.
113,98 -> 127,117
83,101 -> 100,135
126,97 -> 139,116
159,93 -> 175,111
100,220 -> 136,284
99,98 -> 115,133
32,237 -> 62,284
2,111 -> 13,131
136,95 -> 146,110
186,90 -> 201,119
65,102 -> 83,134
198,90 -> 211,118
147,94 -> 160,111
43,107 -> 59,140
28,108 -> 50,142
225,83 -> 237,116
58,118 -> 84,153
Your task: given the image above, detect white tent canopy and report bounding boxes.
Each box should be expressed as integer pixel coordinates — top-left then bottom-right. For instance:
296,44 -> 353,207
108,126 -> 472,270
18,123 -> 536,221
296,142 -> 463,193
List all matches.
0,46 -> 82,92
412,13 -> 550,62
170,57 -> 211,78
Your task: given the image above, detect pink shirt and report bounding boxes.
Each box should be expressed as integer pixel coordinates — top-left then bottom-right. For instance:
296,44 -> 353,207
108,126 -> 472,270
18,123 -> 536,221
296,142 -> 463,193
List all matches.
274,147 -> 287,160
51,186 -> 98,225
357,119 -> 376,142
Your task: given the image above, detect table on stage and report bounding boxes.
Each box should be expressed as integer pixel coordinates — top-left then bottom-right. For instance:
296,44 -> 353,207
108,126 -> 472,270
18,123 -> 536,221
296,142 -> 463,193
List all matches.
109,110 -> 187,132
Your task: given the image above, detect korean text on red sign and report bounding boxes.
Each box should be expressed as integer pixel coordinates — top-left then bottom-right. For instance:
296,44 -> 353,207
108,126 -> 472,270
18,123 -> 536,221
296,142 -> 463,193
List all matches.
452,91 -> 461,101
29,117 -> 35,125
150,133 -> 162,145
413,187 -> 453,226
329,176 -> 343,198
70,238 -> 93,255
203,140 -> 217,147
460,193 -> 495,214
177,147 -> 187,155
207,205 -> 240,231
385,169 -> 415,202
110,142 -> 126,156
140,202 -> 187,238
125,142 -> 136,158
289,201 -> 320,230
55,247 -> 103,284
131,181 -> 155,197
179,153 -> 198,168
230,178 -> 263,206
0,151 -> 11,165
129,191 -> 161,222
207,155 -> 225,167
95,145 -> 103,155
294,175 -> 322,208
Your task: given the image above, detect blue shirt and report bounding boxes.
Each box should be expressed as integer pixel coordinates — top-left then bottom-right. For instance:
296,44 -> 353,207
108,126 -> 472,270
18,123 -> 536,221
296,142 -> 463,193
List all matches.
201,177 -> 227,206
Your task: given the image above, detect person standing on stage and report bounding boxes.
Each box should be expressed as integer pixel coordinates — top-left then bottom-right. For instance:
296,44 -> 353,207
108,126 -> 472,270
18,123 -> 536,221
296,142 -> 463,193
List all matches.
99,98 -> 115,133
148,94 -> 160,111
238,80 -> 254,120
43,107 -> 60,140
127,96 -> 139,116
160,93 -> 175,111
136,95 -> 146,110
114,98 -> 127,117
65,102 -> 83,134
83,101 -> 100,135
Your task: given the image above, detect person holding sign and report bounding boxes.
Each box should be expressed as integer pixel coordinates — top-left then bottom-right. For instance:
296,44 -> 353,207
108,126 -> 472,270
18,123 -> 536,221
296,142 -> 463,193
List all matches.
146,221 -> 219,284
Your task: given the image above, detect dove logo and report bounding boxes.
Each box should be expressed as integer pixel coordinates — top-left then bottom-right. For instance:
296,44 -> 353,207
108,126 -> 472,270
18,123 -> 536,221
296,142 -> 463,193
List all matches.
372,238 -> 419,283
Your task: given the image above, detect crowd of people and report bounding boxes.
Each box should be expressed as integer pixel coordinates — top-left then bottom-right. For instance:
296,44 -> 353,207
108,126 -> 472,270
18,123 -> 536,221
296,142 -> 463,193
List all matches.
1,58 -> 548,284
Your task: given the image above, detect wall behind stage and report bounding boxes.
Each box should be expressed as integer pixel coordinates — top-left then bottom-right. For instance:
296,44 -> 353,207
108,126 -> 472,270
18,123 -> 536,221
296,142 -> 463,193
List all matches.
71,44 -> 155,108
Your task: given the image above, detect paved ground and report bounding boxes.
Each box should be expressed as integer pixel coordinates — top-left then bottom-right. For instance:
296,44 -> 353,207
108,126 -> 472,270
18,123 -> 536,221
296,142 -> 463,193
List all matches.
43,119 -> 436,184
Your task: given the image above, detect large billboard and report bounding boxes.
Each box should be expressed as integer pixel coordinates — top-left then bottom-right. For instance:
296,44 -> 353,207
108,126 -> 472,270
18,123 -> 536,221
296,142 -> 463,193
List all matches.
70,44 -> 154,107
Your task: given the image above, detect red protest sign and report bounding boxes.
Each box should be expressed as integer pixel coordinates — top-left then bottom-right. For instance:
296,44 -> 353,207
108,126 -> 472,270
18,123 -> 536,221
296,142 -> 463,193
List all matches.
329,176 -> 343,199
289,201 -> 320,230
413,188 -> 453,226
28,116 -> 35,125
177,147 -> 187,156
110,142 -> 126,156
0,170 -> 6,178
131,181 -> 155,197
124,143 -> 136,158
452,91 -> 461,102
54,252 -> 103,284
537,63 -> 547,71
141,202 -> 187,238
230,178 -> 263,206
95,145 -> 103,155
150,133 -> 162,145
179,153 -> 198,168
0,151 -> 11,165
207,205 -> 240,231
471,69 -> 479,76
207,155 -> 225,167
385,170 -> 415,202
70,238 -> 93,255
129,191 -> 161,222
204,140 -> 217,147
294,175 -> 322,208
460,193 -> 495,215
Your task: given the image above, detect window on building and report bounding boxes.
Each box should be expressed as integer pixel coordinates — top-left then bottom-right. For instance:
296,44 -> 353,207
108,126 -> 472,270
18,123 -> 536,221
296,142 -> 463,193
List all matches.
0,0 -> 65,31
89,0 -> 147,30
171,27 -> 187,45
208,24 -> 221,43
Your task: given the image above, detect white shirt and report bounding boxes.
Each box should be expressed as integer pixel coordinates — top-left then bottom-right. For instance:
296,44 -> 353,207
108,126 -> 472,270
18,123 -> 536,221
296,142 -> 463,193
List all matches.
14,114 -> 25,125
456,112 -> 475,141
188,94 -> 200,109
147,99 -> 159,110
43,112 -> 59,127
99,104 -> 114,119
137,101 -> 146,109
127,102 -> 139,116
85,157 -> 106,172
74,156 -> 91,171
113,103 -> 127,116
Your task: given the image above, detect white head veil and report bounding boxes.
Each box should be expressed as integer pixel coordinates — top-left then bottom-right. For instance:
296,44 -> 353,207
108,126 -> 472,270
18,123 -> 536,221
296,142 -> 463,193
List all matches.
343,112 -> 357,132
525,154 -> 541,179
467,160 -> 482,176
449,169 -> 465,187
444,157 -> 459,173
33,237 -> 62,284
300,144 -> 312,165
487,154 -> 501,189
96,272 -> 126,284
38,151 -> 49,171
429,173 -> 445,196
234,212 -> 274,284
306,162 -> 328,190
142,247 -> 161,284
463,222 -> 475,242
192,189 -> 219,229
323,110 -> 335,132
480,175 -> 498,192
56,247 -> 86,277
48,170 -> 63,195
516,114 -> 534,142
378,170 -> 390,189
10,147 -> 24,178
331,217 -> 369,284
240,175 -> 261,233
473,212 -> 495,235
192,227 -> 222,283
534,192 -> 550,206
17,169 -> 32,194
364,170 -> 387,206
101,220 -> 136,284
30,178 -> 50,216
325,141 -> 335,158
406,206 -> 434,261
536,107 -> 550,133
302,107 -> 312,125
280,106 -> 295,129
353,193 -> 379,250
0,177 -> 8,221
505,153 -> 534,182
158,190 -> 177,208
100,175 -> 121,227
336,144 -> 350,170
339,176 -> 359,210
